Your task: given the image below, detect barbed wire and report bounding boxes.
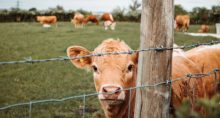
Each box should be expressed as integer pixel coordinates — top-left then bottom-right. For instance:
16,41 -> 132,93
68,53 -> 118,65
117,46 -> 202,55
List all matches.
0,40 -> 220,65
0,40 -> 220,118
0,68 -> 218,111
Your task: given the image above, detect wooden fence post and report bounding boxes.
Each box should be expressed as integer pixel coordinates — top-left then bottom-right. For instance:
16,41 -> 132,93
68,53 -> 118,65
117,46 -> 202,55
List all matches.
135,0 -> 174,118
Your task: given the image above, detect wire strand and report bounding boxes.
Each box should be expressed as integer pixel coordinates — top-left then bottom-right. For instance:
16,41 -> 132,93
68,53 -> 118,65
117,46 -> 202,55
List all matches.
0,68 -> 218,111
0,41 -> 219,65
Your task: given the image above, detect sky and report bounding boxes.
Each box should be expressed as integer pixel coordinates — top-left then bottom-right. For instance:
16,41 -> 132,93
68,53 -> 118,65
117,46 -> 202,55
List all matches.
0,0 -> 219,12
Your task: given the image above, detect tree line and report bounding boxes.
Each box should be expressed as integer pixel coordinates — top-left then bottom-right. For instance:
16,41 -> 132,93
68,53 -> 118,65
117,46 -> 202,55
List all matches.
0,6 -> 92,22
0,4 -> 219,24
175,5 -> 220,24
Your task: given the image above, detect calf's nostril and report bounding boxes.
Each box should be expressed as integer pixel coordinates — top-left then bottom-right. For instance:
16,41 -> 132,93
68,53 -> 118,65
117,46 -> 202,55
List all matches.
102,87 -> 108,93
102,86 -> 122,94
114,88 -> 121,94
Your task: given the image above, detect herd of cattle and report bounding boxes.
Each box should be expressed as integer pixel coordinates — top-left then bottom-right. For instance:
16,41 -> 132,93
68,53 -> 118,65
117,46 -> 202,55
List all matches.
36,12 -> 116,30
67,39 -> 220,118
36,13 -> 210,33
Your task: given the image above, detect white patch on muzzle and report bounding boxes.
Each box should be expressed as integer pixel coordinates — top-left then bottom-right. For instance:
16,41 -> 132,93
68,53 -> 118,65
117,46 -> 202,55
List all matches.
98,84 -> 125,100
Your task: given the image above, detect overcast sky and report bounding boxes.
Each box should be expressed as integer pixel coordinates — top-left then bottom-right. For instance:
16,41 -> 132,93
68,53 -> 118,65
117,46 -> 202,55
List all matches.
0,0 -> 219,12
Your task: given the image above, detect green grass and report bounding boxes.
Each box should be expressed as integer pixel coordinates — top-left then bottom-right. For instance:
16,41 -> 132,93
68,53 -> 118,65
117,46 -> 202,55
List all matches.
0,22 -> 219,118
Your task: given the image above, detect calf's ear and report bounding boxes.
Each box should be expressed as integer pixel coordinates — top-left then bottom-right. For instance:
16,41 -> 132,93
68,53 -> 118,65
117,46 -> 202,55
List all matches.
67,46 -> 92,69
132,52 -> 139,64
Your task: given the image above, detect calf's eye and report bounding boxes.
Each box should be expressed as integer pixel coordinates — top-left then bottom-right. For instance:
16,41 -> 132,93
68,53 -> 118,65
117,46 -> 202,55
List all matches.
127,64 -> 134,72
92,65 -> 98,72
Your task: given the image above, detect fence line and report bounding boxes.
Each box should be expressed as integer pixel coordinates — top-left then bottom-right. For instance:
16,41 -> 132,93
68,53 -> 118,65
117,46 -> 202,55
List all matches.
1,40 -> 220,117
0,40 -> 220,65
0,68 -> 219,118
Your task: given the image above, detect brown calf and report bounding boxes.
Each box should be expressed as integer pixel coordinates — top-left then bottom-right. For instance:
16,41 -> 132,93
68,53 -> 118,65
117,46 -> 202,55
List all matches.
198,25 -> 209,33
67,39 -> 220,118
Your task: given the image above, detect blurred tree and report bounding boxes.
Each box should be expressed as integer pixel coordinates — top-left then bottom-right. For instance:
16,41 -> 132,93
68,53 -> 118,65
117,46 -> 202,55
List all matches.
210,6 -> 220,23
28,7 -> 38,15
56,5 -> 65,13
174,4 -> 188,17
112,6 -> 126,21
28,8 -> 38,21
76,9 -> 91,15
198,7 -> 210,23
127,0 -> 141,22
48,5 -> 65,14
29,8 -> 37,12
212,5 -> 220,14
129,0 -> 141,11
10,7 -> 20,14
0,9 -> 9,15
190,7 -> 210,24
0,3 -> 218,23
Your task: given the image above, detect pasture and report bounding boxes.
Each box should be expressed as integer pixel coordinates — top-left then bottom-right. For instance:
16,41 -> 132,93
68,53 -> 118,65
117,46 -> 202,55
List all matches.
0,22 -> 219,118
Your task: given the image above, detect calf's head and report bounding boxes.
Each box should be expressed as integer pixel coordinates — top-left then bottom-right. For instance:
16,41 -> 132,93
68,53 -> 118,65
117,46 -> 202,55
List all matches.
67,39 -> 138,113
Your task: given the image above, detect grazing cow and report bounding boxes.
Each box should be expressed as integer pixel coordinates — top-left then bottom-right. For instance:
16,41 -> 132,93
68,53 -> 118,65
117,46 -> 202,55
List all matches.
71,12 -> 85,28
104,21 -> 116,30
36,16 -> 57,27
67,39 -> 220,118
101,13 -> 116,30
175,15 -> 190,32
83,15 -> 99,25
198,25 -> 210,33
101,13 -> 114,22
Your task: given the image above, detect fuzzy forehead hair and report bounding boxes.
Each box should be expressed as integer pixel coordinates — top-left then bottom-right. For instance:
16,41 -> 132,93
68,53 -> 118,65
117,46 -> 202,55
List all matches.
91,39 -> 133,69
93,38 -> 131,53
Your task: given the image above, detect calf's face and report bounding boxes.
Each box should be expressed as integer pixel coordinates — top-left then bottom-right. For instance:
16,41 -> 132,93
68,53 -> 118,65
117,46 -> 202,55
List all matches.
67,40 -> 138,106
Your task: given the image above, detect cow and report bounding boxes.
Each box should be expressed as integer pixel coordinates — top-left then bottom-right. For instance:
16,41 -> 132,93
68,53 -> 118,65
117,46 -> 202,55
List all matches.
83,15 -> 99,25
67,39 -> 220,118
185,44 -> 220,98
36,16 -> 57,27
71,12 -> 85,28
104,21 -> 116,30
175,15 -> 190,32
67,39 -> 137,118
171,48 -> 204,110
101,13 -> 114,22
198,25 -> 209,33
100,13 -> 116,30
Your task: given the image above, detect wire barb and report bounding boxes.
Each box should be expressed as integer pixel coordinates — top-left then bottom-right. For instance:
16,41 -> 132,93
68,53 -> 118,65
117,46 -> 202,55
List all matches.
214,68 -> 220,73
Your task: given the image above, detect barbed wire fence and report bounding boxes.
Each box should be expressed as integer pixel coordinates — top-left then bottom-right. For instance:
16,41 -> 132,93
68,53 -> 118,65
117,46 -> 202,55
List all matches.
0,40 -> 220,118
0,68 -> 219,118
0,40 -> 220,65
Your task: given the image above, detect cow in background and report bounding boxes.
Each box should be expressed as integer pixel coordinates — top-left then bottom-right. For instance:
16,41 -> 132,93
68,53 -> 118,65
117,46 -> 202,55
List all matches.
67,38 -> 220,118
198,25 -> 210,33
175,15 -> 190,32
101,13 -> 114,22
83,15 -> 99,25
71,12 -> 85,28
36,16 -> 57,27
101,13 -> 116,30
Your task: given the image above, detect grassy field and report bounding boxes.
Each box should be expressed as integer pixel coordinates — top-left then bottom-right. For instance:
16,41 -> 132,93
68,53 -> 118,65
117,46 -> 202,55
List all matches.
0,22 -> 219,118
